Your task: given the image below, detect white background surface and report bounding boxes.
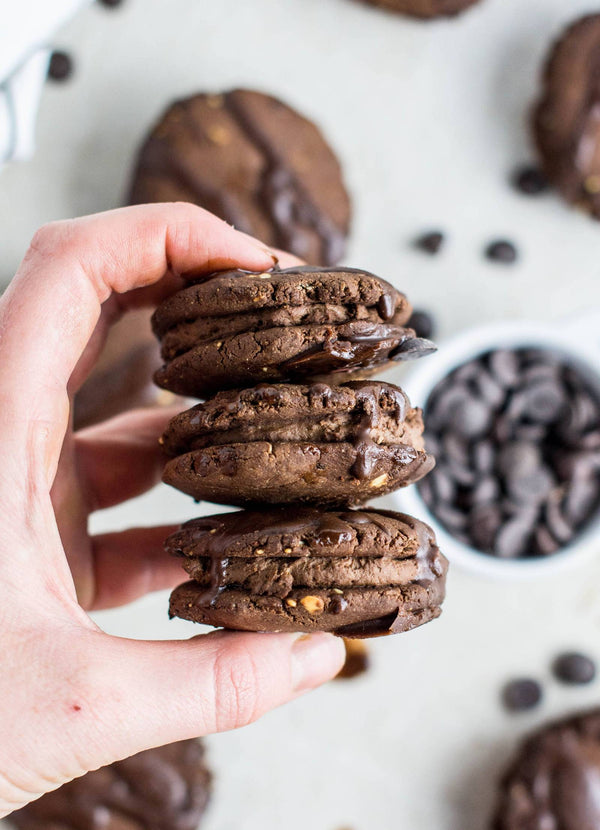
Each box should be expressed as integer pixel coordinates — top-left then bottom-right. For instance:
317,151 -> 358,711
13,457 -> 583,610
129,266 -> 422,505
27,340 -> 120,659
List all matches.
3,0 -> 600,828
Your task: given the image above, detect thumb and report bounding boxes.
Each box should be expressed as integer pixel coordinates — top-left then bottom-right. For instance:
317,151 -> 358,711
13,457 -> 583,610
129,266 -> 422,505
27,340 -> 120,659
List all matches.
84,629 -> 345,767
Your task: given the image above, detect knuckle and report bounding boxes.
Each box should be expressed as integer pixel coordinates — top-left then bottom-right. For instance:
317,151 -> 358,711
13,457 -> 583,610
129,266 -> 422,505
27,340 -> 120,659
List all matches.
28,220 -> 76,260
212,642 -> 262,732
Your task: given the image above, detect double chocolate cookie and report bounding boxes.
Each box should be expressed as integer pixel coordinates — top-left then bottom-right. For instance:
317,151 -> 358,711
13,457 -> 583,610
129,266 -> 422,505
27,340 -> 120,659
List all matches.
152,266 -> 435,397
161,380 -> 434,507
534,14 -> 600,217
359,0 -> 481,19
168,507 -> 447,637
9,740 -> 211,830
493,709 -> 600,829
128,89 -> 351,265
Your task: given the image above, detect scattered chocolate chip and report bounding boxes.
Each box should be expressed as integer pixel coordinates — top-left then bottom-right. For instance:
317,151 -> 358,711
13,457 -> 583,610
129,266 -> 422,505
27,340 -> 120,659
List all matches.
98,0 -> 125,5
552,652 -> 596,685
485,240 -> 518,264
512,165 -> 549,196
419,347 -> 600,560
414,231 -> 444,255
406,310 -> 435,340
335,639 -> 370,681
47,51 -> 73,82
502,679 -> 543,712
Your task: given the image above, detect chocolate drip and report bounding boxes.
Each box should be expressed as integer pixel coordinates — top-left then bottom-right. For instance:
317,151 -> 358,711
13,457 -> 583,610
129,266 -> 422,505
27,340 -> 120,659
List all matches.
280,322 -> 428,376
350,384 -> 408,480
223,93 -> 346,266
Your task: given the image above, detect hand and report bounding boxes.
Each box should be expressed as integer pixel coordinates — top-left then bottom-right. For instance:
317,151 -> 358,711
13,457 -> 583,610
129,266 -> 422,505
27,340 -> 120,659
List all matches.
0,203 -> 345,817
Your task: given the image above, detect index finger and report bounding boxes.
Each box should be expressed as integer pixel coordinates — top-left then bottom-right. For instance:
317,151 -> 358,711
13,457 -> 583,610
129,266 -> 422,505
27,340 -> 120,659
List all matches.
0,202 -> 275,489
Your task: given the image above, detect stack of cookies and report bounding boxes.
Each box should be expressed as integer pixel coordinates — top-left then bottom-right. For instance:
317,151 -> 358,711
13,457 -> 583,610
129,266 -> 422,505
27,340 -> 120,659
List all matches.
153,265 -> 448,638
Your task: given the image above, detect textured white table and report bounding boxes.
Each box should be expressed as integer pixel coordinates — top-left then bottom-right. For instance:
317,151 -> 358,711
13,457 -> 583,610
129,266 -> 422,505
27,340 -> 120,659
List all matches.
3,0 -> 600,828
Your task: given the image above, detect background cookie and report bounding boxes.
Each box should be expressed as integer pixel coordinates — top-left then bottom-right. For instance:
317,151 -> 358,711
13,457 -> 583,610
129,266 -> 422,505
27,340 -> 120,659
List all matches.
167,507 -> 447,637
152,266 -> 434,397
161,380 -> 434,507
9,740 -> 211,830
128,89 -> 351,265
534,14 -> 600,217
493,708 -> 600,829
358,0 -> 481,19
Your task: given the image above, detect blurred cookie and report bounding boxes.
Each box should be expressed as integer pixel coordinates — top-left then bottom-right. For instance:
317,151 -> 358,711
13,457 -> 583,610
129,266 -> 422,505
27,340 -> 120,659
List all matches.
167,507 -> 447,637
493,709 -> 600,829
534,14 -> 600,217
9,740 -> 211,830
161,380 -> 434,507
128,89 -> 351,265
359,0 -> 481,19
152,266 -> 435,397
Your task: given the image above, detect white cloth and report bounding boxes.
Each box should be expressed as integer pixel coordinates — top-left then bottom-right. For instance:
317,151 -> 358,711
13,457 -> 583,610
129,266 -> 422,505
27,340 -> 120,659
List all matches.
0,0 -> 90,167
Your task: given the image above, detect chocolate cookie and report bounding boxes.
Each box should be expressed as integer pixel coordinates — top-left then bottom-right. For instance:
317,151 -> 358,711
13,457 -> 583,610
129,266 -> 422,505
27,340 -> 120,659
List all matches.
534,15 -> 600,217
128,89 -> 351,265
152,266 -> 435,397
167,507 -> 447,637
161,380 -> 434,507
493,709 -> 600,830
359,0 -> 481,19
9,740 -> 211,830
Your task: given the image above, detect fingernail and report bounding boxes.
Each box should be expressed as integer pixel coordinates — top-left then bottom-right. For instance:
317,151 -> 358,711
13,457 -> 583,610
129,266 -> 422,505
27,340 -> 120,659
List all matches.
291,633 -> 346,692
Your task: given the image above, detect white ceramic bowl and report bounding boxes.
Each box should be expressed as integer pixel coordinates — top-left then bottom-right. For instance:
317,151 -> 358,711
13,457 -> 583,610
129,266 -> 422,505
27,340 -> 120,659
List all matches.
393,311 -> 600,580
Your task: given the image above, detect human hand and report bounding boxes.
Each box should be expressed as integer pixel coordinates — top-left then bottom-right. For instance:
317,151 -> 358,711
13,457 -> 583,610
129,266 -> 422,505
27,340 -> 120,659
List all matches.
0,203 -> 345,817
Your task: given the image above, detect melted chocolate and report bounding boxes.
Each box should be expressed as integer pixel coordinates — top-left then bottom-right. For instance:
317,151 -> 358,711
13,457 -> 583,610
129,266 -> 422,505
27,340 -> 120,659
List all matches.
10,742 -> 210,830
223,93 -> 346,265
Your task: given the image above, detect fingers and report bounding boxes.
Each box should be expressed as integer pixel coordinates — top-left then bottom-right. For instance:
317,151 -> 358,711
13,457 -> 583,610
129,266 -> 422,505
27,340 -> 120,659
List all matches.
82,630 -> 344,769
0,203 -> 275,489
88,525 -> 182,611
74,406 -> 181,511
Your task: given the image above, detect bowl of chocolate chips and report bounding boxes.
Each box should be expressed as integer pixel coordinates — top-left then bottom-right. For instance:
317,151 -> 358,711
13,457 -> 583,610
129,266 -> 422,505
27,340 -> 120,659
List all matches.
396,313 -> 600,578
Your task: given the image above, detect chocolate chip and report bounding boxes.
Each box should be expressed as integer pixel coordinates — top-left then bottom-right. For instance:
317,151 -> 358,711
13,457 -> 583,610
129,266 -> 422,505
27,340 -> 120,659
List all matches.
47,51 -> 73,82
494,515 -> 534,558
449,397 -> 491,440
488,349 -> 520,388
534,524 -> 560,556
502,679 -> 543,712
497,441 -> 541,480
512,165 -> 549,196
98,0 -> 125,5
521,380 -> 565,424
406,310 -> 435,340
472,440 -> 495,473
552,652 -> 596,685
390,338 -> 437,361
469,504 -> 502,551
485,240 -> 518,264
414,231 -> 444,255
544,495 -> 574,544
